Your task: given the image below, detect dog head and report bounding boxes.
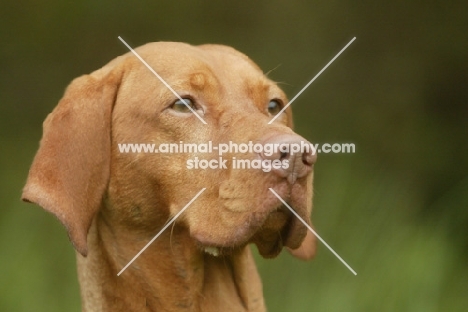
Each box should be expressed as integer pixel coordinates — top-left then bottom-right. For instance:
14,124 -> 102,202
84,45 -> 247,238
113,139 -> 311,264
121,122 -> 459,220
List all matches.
22,42 -> 316,260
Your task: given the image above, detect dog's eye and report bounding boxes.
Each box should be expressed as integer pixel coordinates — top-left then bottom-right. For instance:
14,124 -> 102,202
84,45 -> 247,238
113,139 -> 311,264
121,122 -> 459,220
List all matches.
171,98 -> 196,113
267,100 -> 282,115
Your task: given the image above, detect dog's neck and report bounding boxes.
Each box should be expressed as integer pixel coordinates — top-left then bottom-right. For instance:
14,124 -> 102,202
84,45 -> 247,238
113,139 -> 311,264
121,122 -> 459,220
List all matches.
76,212 -> 266,311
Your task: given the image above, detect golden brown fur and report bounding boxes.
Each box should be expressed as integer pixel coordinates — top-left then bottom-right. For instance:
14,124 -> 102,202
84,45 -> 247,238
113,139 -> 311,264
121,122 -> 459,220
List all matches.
22,42 -> 316,311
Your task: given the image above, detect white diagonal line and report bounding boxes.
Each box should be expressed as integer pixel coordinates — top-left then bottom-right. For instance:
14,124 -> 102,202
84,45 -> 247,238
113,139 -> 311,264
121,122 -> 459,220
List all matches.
118,36 -> 207,125
117,188 -> 206,276
269,37 -> 356,124
269,188 -> 357,275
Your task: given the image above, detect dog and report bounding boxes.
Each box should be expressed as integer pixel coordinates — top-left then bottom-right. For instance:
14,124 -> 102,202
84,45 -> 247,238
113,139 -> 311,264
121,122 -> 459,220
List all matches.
22,42 -> 317,311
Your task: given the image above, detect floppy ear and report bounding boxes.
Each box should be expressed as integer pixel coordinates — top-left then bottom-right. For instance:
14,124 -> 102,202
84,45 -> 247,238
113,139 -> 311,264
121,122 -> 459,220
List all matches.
22,69 -> 121,257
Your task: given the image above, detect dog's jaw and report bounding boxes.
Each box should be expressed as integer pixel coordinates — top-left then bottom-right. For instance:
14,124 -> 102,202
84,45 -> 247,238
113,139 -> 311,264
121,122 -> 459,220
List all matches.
191,180 -> 311,259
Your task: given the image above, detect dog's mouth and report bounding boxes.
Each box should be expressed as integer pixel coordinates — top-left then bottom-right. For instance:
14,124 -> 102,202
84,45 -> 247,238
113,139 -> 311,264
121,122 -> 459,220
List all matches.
197,202 -> 308,258
249,202 -> 308,258
246,204 -> 290,257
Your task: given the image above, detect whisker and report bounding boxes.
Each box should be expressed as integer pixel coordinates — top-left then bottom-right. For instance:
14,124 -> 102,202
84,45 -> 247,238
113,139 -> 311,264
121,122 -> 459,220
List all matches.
265,63 -> 282,77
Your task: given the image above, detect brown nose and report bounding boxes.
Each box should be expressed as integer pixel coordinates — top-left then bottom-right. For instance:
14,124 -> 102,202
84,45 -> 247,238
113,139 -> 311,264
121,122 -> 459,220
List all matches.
259,134 -> 317,184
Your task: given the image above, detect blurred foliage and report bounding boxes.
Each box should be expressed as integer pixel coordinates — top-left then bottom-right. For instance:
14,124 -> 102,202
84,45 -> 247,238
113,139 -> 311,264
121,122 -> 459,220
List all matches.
1,0 -> 467,311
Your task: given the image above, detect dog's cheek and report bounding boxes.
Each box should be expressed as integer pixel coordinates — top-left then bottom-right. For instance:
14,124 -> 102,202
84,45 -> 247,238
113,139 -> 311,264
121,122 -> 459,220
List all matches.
106,157 -> 173,230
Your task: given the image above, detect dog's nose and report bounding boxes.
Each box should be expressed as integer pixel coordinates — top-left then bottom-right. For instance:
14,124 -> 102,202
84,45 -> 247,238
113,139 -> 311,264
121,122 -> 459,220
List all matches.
259,134 -> 316,184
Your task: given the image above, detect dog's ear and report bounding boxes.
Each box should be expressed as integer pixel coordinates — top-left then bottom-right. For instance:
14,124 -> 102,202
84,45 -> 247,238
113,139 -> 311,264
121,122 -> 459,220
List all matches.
287,229 -> 316,260
22,68 -> 121,257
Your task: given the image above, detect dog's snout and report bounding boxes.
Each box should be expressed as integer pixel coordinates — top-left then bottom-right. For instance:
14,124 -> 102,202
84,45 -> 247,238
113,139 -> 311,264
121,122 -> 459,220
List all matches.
260,134 -> 316,184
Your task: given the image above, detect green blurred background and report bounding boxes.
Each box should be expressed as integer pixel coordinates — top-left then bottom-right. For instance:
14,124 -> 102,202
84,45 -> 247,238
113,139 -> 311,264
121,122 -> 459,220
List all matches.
1,1 -> 467,311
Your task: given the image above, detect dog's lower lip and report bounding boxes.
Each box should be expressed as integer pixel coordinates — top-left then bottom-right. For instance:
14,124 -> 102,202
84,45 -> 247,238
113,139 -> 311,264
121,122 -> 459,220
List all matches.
193,235 -> 240,253
196,242 -> 239,257
192,201 -> 299,255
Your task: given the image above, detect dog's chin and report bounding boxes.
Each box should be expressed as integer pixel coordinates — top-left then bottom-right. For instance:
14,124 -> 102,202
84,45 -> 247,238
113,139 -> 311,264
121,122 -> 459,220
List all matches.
195,204 -> 308,259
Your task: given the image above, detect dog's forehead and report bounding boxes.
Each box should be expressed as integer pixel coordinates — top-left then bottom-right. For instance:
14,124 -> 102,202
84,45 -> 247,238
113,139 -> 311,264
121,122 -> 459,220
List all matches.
112,42 -> 290,121
126,42 -> 271,88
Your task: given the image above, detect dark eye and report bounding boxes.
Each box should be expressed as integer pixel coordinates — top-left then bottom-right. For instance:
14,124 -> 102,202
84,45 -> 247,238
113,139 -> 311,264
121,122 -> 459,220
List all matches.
267,99 -> 282,115
170,98 -> 196,113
